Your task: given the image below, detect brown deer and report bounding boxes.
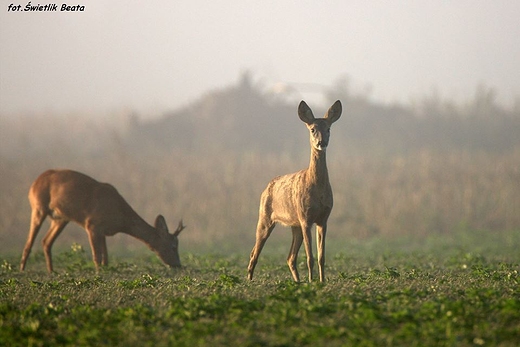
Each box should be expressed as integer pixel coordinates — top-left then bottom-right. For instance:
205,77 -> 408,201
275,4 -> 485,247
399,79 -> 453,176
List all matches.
20,169 -> 185,273
248,100 -> 342,282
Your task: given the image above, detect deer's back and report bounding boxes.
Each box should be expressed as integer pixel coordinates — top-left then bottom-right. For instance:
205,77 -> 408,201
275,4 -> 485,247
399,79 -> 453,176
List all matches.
30,170 -> 134,229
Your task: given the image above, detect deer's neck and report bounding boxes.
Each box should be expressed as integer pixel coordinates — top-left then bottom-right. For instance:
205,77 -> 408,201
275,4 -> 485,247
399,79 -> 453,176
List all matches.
307,147 -> 329,186
126,215 -> 161,249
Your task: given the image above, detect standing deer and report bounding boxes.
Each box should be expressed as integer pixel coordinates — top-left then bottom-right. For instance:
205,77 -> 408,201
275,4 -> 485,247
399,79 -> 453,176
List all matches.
248,100 -> 342,282
20,169 -> 185,273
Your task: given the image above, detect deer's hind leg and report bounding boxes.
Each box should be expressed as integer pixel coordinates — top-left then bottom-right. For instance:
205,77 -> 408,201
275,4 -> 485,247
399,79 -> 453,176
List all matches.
20,208 -> 47,271
42,218 -> 69,273
287,226 -> 303,282
248,219 -> 275,281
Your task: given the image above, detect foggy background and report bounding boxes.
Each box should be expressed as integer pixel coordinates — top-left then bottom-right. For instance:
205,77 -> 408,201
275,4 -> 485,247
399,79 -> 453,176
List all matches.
2,1 -> 520,115
1,1 -> 519,258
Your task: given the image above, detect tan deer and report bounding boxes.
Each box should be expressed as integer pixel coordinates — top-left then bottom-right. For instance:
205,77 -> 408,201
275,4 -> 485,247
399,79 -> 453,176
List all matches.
20,169 -> 185,273
248,100 -> 342,282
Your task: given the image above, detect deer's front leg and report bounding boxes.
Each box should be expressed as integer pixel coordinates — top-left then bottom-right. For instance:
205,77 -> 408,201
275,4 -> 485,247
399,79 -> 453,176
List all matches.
287,226 -> 303,282
87,229 -> 106,271
301,222 -> 314,282
316,223 -> 327,282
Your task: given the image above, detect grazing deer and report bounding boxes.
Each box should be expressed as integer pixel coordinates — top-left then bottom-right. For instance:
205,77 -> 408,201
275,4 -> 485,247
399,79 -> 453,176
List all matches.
20,169 -> 185,273
248,100 -> 342,282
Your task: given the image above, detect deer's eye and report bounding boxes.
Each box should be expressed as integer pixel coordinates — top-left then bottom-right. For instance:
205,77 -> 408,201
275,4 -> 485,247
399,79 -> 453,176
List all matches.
311,128 -> 316,133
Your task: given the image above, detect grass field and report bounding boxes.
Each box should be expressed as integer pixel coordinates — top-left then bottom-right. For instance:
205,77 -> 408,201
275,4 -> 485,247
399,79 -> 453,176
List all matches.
1,104 -> 519,346
1,229 -> 519,346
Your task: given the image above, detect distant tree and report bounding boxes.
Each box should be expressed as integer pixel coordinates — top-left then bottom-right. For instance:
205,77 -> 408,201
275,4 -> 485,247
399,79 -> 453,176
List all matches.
123,74 -> 520,156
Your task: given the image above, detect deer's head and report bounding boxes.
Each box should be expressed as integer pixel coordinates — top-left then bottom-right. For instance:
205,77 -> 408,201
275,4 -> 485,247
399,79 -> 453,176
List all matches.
153,215 -> 185,268
298,100 -> 342,151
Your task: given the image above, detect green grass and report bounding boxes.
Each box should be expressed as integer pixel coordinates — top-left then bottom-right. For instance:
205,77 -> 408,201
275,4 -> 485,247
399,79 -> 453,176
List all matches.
1,232 -> 519,347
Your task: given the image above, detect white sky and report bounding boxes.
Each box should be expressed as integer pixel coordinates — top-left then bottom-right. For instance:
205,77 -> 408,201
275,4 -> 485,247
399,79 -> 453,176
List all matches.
1,0 -> 519,116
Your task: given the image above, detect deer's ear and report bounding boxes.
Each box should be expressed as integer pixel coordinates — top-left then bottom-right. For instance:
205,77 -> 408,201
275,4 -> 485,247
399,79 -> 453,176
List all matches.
298,100 -> 315,124
154,215 -> 169,233
325,100 -> 342,124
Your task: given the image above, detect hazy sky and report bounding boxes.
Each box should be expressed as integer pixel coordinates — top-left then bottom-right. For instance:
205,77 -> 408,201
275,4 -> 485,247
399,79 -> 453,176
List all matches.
1,0 -> 519,116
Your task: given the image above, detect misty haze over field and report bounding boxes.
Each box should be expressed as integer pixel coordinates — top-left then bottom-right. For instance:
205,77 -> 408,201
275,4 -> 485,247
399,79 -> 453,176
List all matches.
1,1 -> 520,116
0,73 -> 519,255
